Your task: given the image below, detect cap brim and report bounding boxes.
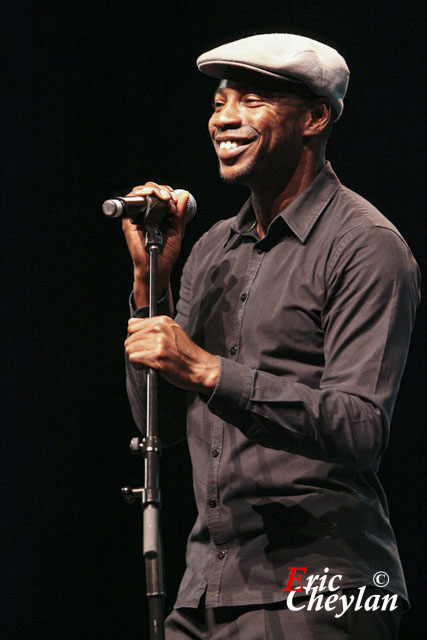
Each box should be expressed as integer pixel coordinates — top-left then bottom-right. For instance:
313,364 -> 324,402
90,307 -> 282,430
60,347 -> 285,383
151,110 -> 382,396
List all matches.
197,59 -> 304,85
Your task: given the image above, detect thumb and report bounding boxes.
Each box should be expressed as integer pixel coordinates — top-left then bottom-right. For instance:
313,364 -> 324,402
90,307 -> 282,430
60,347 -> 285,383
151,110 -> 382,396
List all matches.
171,190 -> 191,232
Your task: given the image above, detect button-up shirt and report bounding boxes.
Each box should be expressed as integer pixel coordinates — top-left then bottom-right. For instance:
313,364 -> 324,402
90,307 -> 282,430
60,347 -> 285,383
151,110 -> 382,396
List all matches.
126,163 -> 420,608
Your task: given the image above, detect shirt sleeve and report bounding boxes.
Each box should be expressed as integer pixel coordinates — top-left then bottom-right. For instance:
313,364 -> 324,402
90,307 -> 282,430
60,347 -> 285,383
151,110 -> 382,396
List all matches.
206,226 -> 420,470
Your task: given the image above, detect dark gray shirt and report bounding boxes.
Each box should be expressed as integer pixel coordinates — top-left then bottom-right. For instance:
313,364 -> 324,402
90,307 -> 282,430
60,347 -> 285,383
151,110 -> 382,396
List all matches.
126,163 -> 420,608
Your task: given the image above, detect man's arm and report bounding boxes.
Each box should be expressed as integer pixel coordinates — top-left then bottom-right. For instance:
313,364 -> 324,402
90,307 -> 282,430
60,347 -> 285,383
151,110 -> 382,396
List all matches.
204,226 -> 420,470
123,181 -> 191,444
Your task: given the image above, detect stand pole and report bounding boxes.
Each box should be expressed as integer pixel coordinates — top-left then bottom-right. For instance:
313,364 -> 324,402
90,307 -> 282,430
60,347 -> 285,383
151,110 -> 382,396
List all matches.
122,223 -> 165,640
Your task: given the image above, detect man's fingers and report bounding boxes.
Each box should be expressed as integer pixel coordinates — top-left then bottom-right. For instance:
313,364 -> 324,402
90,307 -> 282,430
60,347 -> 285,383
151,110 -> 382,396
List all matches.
128,315 -> 171,328
127,182 -> 174,201
144,181 -> 173,194
127,350 -> 150,368
123,182 -> 188,234
165,190 -> 189,231
122,218 -> 144,233
176,190 -> 190,215
126,316 -> 173,342
125,335 -> 152,359
127,347 -> 146,360
127,317 -> 147,331
125,337 -> 165,369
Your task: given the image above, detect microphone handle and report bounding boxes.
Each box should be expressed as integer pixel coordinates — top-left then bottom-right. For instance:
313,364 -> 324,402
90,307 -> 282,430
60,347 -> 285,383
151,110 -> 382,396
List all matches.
102,196 -> 150,219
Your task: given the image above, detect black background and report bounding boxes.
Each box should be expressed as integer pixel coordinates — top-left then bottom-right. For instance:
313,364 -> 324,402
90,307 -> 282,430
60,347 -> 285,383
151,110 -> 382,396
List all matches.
2,1 -> 425,638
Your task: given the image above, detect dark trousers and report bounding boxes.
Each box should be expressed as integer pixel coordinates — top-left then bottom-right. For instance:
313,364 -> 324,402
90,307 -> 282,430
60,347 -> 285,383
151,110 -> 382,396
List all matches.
165,589 -> 404,639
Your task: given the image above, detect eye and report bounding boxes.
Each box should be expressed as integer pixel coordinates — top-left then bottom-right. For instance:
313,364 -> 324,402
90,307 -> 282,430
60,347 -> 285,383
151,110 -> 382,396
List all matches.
242,95 -> 263,106
211,99 -> 225,111
211,93 -> 226,111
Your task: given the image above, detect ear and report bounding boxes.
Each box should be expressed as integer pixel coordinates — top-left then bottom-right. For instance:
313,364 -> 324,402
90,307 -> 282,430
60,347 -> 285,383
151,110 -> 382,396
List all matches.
302,99 -> 331,137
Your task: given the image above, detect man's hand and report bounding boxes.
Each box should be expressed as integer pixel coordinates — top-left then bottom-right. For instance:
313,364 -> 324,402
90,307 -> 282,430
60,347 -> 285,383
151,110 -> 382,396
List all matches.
122,182 -> 189,307
125,316 -> 220,394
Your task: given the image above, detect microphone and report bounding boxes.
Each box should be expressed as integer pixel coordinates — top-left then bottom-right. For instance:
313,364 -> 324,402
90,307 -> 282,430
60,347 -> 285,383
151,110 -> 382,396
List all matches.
102,189 -> 197,227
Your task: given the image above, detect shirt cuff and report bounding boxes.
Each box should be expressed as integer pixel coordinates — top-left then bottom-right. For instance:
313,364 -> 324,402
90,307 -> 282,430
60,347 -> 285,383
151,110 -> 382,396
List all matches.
128,291 -> 171,318
207,356 -> 254,418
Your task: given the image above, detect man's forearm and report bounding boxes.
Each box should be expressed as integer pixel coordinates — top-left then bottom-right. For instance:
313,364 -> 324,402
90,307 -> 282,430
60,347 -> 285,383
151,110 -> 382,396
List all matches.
206,357 -> 387,470
132,272 -> 173,310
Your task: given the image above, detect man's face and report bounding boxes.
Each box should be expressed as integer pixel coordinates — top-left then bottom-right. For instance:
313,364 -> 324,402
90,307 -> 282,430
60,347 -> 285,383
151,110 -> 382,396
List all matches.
208,79 -> 311,186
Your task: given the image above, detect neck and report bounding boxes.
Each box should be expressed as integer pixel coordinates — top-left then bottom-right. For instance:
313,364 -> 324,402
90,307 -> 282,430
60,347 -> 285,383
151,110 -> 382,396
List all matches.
251,150 -> 325,238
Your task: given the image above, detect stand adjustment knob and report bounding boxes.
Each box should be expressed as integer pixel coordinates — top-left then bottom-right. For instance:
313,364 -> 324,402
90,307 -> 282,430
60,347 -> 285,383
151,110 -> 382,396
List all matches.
121,486 -> 143,504
130,437 -> 141,454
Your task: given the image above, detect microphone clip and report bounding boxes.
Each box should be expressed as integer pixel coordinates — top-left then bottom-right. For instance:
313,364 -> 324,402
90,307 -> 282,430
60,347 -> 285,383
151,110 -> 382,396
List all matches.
145,223 -> 164,253
141,196 -> 164,252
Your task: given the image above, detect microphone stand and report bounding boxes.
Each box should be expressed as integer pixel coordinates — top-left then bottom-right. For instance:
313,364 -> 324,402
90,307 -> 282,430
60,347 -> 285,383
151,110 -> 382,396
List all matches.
122,218 -> 165,640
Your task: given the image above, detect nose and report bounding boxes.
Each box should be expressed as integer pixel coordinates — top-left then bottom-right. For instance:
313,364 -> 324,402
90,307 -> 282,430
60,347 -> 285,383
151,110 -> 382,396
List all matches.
211,98 -> 242,129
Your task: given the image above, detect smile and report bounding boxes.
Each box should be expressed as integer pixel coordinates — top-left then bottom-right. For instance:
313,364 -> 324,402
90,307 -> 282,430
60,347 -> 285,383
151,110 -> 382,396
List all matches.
219,141 -> 242,150
215,138 -> 257,160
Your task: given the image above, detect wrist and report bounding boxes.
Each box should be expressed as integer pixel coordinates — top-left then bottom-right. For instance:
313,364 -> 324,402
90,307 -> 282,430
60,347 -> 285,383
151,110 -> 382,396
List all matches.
133,271 -> 171,309
197,355 -> 220,394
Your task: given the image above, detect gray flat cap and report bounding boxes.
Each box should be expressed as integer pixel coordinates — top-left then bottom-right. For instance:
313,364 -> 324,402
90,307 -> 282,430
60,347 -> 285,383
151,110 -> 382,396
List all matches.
197,33 -> 349,120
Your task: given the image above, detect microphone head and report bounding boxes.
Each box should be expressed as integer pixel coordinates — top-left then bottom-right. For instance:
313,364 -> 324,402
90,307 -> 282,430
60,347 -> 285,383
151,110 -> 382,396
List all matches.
174,189 -> 197,223
102,199 -> 123,218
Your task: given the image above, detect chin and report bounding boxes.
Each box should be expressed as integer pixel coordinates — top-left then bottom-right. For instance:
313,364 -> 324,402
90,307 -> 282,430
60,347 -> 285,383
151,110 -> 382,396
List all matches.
219,160 -> 256,185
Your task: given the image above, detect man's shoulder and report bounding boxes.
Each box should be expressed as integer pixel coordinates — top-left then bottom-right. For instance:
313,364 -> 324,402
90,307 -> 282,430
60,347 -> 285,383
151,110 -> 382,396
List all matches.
308,169 -> 419,283
322,181 -> 419,286
331,182 -> 403,239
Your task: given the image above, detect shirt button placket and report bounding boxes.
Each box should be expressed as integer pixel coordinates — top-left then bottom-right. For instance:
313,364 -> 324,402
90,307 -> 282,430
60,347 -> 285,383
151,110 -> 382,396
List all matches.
228,245 -> 264,361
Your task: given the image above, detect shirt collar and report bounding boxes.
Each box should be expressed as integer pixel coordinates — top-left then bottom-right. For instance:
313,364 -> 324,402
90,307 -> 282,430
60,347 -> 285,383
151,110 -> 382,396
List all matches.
224,162 -> 341,247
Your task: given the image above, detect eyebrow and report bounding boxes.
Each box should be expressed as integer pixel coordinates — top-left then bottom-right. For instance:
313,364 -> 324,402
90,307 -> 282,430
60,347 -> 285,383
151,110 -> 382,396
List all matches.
212,78 -> 319,102
212,82 -> 285,99
213,83 -> 230,99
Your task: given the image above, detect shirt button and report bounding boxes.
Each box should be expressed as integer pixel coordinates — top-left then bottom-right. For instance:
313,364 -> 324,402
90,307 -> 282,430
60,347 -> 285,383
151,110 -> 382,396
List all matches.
209,499 -> 217,508
217,551 -> 225,559
211,448 -> 220,458
240,292 -> 247,302
229,345 -> 237,355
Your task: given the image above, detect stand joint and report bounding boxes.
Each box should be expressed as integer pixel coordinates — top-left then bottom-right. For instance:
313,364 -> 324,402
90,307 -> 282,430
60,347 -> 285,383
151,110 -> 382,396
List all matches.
130,436 -> 163,456
121,485 -> 161,507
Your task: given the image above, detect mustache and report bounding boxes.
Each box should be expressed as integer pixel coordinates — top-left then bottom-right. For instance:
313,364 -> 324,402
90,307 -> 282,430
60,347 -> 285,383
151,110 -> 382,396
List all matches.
214,127 -> 258,142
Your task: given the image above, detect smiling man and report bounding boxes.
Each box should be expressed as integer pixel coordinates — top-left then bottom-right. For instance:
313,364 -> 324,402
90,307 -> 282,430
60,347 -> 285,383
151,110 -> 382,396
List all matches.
123,34 -> 420,639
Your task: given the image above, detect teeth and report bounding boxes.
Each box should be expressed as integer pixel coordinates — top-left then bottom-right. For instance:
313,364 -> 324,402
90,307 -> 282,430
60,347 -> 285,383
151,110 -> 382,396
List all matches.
219,141 -> 239,150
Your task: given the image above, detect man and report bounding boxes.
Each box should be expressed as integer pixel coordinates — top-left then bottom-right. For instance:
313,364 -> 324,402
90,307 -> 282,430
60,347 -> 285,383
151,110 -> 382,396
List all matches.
123,34 -> 420,639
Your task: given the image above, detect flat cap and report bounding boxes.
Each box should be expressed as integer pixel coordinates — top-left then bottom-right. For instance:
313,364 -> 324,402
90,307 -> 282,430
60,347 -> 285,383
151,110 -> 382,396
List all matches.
197,33 -> 349,120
